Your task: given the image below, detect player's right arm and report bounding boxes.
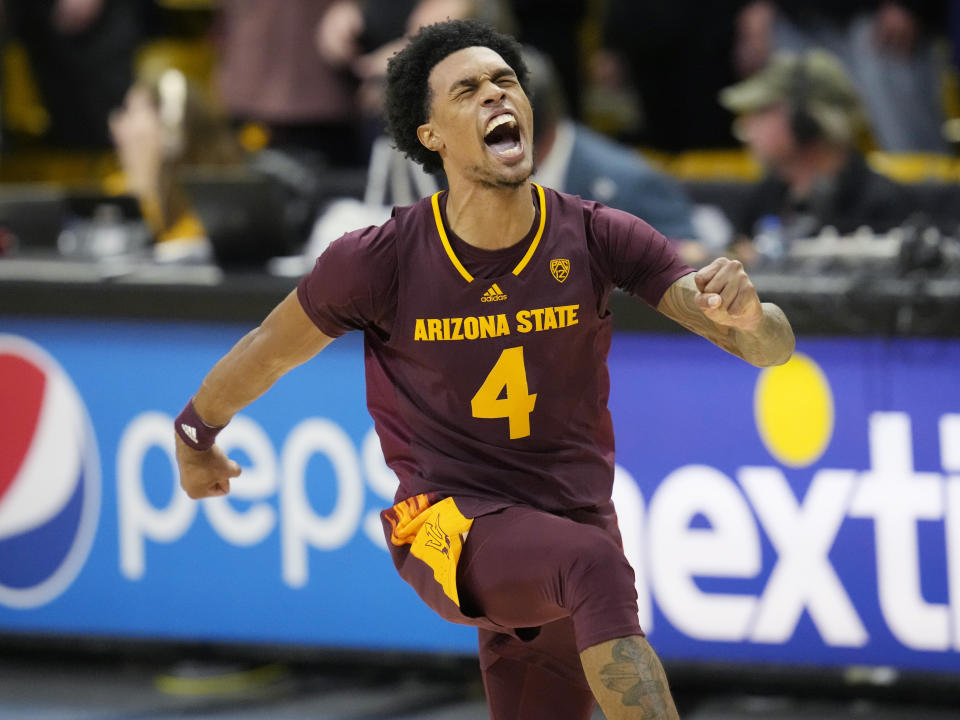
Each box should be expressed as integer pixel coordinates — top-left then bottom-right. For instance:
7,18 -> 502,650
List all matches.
176,290 -> 335,499
176,220 -> 398,499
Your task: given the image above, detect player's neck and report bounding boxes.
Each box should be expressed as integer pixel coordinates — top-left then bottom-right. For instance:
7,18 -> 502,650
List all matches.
445,180 -> 536,251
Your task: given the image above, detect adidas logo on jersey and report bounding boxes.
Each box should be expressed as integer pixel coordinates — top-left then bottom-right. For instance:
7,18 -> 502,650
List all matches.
481,283 -> 508,303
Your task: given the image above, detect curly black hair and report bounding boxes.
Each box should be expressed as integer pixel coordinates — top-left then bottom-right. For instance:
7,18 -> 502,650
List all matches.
385,19 -> 529,175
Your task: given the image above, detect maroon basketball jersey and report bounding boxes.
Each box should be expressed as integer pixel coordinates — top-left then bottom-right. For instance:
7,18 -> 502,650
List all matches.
298,184 -> 691,514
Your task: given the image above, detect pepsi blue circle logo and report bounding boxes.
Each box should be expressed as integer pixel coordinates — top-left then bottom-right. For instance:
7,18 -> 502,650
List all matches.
0,335 -> 100,608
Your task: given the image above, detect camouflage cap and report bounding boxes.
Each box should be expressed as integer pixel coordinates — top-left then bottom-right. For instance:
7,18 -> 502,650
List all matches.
719,49 -> 863,142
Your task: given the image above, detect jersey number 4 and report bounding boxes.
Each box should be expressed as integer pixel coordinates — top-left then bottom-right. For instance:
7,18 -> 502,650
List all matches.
471,346 -> 537,439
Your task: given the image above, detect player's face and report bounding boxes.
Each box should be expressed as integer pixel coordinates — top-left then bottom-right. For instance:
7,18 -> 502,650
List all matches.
420,46 -> 534,189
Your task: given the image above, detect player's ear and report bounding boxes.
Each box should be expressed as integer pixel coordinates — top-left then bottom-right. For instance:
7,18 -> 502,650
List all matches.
417,123 -> 442,152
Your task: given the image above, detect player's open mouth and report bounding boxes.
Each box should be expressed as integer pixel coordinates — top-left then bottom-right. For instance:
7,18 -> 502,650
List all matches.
483,112 -> 523,161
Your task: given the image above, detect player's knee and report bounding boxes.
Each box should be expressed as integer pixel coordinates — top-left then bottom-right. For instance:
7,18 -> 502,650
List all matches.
563,535 -> 640,652
566,532 -> 635,599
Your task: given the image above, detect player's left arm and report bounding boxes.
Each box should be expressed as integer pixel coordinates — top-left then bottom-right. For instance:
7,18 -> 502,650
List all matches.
657,257 -> 795,367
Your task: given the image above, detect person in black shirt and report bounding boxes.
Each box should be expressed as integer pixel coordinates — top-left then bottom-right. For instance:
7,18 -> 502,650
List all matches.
719,48 -> 911,256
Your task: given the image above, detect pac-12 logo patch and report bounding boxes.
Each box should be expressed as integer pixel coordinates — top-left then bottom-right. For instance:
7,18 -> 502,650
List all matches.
550,258 -> 570,283
0,335 -> 100,609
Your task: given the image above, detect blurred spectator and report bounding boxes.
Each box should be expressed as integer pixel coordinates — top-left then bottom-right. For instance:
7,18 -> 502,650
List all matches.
316,0 -> 508,146
720,49 -> 913,262
3,0 -> 145,148
108,68 -> 243,259
595,1 -> 744,151
216,1 -> 499,170
316,0 -> 510,79
525,48 -> 695,240
735,1 -> 949,153
216,0 -> 361,167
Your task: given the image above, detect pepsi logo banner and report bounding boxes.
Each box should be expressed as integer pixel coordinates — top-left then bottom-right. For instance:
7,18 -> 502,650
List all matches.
0,336 -> 100,609
0,317 -> 958,675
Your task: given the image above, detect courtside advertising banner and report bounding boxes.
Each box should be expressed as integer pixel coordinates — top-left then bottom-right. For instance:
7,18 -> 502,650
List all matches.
1,317 -> 958,674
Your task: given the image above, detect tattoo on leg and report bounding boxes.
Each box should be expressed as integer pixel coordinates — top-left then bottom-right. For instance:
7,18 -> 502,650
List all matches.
598,637 -> 669,713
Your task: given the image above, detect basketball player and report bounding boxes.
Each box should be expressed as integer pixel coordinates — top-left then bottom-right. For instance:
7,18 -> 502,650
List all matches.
174,20 -> 795,720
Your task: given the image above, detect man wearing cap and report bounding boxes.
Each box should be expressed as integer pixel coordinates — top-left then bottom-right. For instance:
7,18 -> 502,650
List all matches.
720,48 -> 911,253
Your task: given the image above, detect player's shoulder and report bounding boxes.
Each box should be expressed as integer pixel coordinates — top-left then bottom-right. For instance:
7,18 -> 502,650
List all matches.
324,198 -> 430,262
538,184 -> 585,212
389,193 -> 435,224
554,190 -> 657,245
326,195 -> 434,255
534,185 -> 656,252
538,184 -> 603,228
310,217 -> 399,289
540,185 -> 638,224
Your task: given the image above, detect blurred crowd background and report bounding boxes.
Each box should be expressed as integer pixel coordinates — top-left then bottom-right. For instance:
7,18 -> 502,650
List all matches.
2,0 -> 960,277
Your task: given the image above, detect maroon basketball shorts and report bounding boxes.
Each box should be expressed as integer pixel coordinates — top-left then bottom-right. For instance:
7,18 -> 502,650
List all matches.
381,494 -> 643,654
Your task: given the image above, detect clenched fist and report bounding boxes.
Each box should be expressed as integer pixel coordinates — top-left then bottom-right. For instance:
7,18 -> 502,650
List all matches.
693,257 -> 763,332
176,435 -> 241,499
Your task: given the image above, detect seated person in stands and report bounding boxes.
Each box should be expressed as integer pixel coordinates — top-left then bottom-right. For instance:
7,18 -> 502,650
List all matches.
720,48 -> 912,259
525,48 -> 696,241
107,68 -> 243,260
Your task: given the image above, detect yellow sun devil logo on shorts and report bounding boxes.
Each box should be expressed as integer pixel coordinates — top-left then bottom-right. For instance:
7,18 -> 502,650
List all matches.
386,495 -> 474,606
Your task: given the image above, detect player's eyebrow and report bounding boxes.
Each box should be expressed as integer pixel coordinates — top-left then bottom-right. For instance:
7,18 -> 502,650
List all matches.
448,66 -> 517,95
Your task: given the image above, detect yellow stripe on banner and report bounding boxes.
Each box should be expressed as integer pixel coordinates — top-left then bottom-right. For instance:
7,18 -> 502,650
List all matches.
512,183 -> 547,276
432,192 -> 474,283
